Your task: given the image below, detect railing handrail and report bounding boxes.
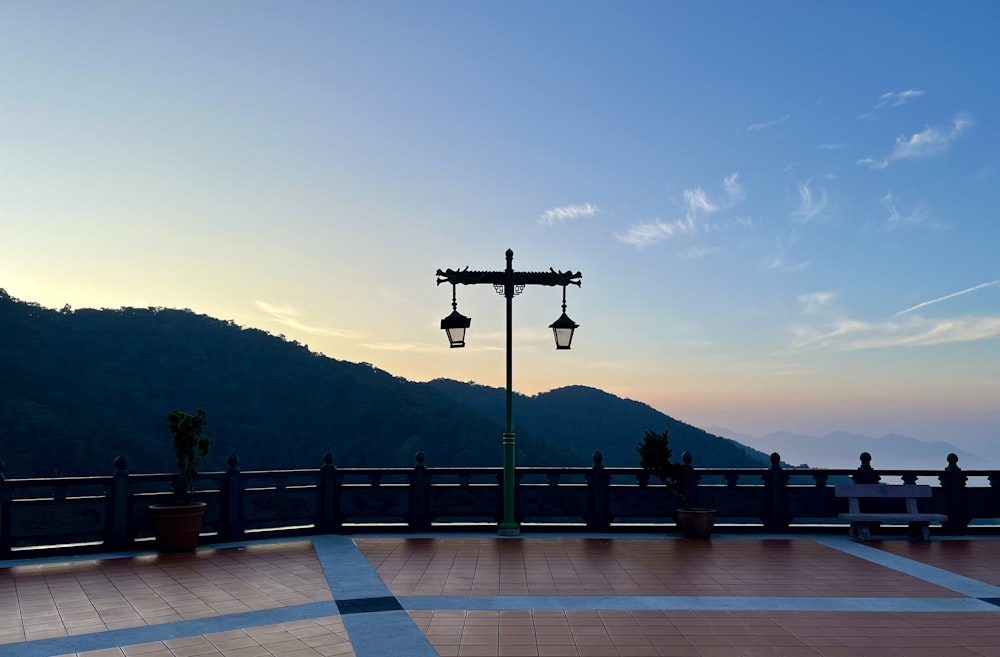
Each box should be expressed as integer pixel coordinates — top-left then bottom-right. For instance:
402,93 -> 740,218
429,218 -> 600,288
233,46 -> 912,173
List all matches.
1,451 -> 994,557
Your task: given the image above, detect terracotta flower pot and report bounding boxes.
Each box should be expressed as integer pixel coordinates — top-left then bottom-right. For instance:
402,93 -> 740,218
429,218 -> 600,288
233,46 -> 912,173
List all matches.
676,507 -> 716,539
149,502 -> 206,552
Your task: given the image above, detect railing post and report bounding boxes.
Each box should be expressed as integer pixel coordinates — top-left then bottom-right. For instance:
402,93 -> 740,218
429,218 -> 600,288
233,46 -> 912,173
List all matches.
110,456 -> 130,550
939,453 -> 969,535
223,453 -> 244,542
763,452 -> 789,531
586,451 -> 611,531
319,451 -> 342,533
408,451 -> 431,531
681,452 -> 700,508
852,452 -> 880,484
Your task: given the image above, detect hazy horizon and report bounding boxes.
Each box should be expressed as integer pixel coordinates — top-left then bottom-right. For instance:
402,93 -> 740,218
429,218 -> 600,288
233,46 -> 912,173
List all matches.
3,3 -> 997,461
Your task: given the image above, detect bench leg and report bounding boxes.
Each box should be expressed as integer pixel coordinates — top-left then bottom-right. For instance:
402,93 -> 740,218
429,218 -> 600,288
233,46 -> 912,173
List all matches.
908,522 -> 931,542
849,522 -> 872,541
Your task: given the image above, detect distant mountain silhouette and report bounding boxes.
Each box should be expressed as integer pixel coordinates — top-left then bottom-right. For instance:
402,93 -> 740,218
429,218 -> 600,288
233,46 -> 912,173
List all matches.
707,427 -> 986,470
427,380 -> 772,468
0,289 -> 768,477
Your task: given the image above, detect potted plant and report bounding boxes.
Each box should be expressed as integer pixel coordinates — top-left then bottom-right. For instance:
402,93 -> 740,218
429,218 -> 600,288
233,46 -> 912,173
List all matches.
148,408 -> 210,552
636,428 -> 715,538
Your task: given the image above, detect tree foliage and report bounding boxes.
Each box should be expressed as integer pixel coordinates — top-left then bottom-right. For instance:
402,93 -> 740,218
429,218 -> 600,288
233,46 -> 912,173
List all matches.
636,428 -> 688,508
168,408 -> 210,504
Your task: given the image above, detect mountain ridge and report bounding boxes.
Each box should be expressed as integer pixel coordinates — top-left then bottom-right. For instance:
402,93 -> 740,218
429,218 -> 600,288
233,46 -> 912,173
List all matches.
426,380 -> 772,468
0,290 -> 770,477
707,426 -> 986,470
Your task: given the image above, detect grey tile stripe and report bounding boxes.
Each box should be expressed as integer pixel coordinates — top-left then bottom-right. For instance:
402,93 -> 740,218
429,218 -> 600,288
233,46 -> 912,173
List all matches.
312,534 -> 396,599
0,601 -> 339,657
312,534 -> 440,657
341,611 -> 439,657
814,535 -> 1000,598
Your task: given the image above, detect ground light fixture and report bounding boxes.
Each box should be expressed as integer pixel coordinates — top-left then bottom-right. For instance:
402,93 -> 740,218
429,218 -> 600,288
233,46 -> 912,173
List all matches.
435,248 -> 582,536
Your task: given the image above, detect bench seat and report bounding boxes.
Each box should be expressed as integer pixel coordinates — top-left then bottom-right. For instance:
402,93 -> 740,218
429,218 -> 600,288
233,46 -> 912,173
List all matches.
835,484 -> 947,541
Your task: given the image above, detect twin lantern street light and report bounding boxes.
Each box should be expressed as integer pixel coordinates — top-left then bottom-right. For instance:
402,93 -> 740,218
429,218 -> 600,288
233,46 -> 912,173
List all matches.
436,248 -> 582,536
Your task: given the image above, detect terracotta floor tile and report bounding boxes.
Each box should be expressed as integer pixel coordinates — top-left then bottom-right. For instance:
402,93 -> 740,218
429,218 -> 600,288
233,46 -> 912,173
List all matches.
10,536 -> 1000,657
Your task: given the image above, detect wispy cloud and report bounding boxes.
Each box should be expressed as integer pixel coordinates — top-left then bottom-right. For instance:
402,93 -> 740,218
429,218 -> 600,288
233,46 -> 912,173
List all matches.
858,89 -> 925,119
616,216 -> 695,247
894,280 -> 1000,317
359,342 -> 437,352
616,173 -> 743,248
789,315 -> 1000,351
786,281 -> 1000,352
858,113 -> 974,169
875,89 -> 925,110
678,245 -> 721,260
746,114 -> 790,132
792,181 -> 829,223
685,187 -> 716,213
723,172 -> 744,200
880,191 -> 946,231
540,202 -> 598,226
255,301 -> 364,338
764,251 -> 809,273
798,291 -> 838,315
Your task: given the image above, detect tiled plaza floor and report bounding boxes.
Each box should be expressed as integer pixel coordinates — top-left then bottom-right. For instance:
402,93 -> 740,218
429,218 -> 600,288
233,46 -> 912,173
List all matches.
2,534 -> 1000,657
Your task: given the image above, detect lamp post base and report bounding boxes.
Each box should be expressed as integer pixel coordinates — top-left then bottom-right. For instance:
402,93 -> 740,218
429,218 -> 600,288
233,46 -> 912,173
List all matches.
498,524 -> 520,537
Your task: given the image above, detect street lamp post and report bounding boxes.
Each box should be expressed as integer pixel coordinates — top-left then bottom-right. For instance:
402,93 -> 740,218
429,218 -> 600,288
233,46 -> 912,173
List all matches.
436,248 -> 582,536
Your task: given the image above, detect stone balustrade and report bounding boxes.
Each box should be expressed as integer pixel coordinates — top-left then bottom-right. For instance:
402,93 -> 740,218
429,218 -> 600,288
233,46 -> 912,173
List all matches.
1,451 -> 997,556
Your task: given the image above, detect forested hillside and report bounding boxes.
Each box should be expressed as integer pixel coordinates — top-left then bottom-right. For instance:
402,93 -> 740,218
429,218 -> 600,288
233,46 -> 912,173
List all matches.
425,380 -> 770,467
0,290 -> 767,477
0,290 -> 578,476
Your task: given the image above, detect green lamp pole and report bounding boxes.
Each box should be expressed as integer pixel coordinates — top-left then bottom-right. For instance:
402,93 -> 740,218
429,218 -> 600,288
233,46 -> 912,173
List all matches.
436,249 -> 582,536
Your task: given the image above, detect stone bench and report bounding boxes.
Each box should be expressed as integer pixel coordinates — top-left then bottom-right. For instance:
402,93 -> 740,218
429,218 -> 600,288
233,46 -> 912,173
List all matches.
835,483 -> 947,541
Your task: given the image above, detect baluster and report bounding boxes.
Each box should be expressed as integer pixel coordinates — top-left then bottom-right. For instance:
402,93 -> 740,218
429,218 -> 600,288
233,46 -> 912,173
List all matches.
852,452 -> 880,484
587,451 -> 611,531
320,451 -> 341,534
939,453 -> 968,534
764,452 -> 789,531
224,453 -> 243,541
110,456 -> 129,550
408,451 -> 431,531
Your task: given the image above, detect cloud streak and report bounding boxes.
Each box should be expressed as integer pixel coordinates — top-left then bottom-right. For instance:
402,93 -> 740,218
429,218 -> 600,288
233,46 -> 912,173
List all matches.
255,301 -> 364,339
787,281 -> 1000,352
746,114 -> 789,132
616,173 -> 743,247
540,203 -> 598,225
858,113 -> 973,169
858,89 -> 925,119
874,89 -> 925,110
792,181 -> 829,223
894,280 -> 1000,317
798,291 -> 838,315
788,314 -> 1000,352
880,191 -> 946,231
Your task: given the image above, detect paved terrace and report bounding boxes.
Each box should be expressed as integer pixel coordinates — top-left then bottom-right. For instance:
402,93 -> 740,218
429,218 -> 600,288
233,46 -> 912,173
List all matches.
2,534 -> 1000,657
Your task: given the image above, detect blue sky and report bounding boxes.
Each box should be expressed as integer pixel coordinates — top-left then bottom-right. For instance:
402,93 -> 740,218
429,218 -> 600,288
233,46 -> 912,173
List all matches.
2,2 -> 998,460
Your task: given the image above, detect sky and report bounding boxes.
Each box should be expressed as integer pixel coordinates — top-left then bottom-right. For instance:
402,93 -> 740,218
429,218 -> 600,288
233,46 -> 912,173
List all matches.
2,2 -> 999,463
